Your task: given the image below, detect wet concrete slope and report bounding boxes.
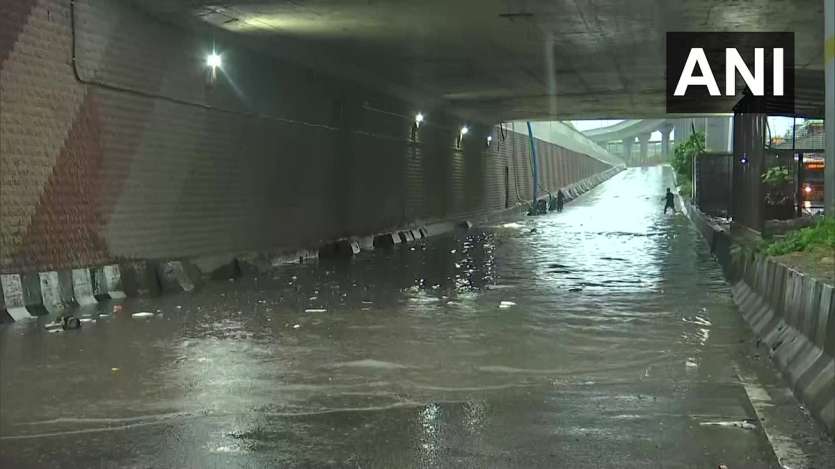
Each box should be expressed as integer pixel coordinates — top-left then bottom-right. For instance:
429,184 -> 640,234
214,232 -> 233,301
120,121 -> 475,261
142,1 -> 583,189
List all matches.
0,167 -> 811,468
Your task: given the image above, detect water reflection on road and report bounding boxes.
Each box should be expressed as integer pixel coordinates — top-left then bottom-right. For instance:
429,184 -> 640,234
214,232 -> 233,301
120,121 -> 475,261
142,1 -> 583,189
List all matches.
1,166 -> 777,468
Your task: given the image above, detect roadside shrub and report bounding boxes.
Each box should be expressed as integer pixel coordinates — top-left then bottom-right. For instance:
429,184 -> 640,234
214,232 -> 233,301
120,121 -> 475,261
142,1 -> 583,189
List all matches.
671,131 -> 704,182
765,217 -> 835,256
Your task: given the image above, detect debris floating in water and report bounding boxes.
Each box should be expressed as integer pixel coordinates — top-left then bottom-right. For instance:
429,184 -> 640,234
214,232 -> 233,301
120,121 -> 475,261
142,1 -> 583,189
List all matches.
699,420 -> 757,431
498,301 -> 516,309
292,324 -> 301,329
305,309 -> 327,313
131,312 -> 154,319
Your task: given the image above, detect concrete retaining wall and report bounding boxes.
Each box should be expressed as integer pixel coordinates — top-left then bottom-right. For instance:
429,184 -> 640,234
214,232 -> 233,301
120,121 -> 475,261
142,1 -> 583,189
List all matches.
687,208 -> 835,438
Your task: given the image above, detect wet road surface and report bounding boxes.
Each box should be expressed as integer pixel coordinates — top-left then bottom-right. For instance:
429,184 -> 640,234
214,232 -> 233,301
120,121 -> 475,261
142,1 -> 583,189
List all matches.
0,166 -> 820,467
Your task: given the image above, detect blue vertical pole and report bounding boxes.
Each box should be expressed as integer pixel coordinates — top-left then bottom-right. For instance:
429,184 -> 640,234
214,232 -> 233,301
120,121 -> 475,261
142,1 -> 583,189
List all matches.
526,121 -> 538,203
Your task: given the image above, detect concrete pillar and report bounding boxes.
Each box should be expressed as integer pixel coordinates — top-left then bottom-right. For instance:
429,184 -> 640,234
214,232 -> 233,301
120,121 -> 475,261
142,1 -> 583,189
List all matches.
622,138 -> 634,164
639,133 -> 651,164
826,0 -> 834,214
673,119 -> 690,150
660,125 -> 673,160
705,117 -> 731,153
693,117 -> 707,135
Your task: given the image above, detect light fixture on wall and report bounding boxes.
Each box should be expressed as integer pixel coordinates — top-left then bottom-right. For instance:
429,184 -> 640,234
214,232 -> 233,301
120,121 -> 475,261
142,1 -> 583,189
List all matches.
411,112 -> 424,141
456,125 -> 469,149
486,135 -> 493,148
206,50 -> 222,84
207,51 -> 222,68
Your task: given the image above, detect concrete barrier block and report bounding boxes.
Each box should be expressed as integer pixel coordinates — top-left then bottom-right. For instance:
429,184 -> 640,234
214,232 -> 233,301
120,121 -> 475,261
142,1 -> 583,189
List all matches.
785,341 -> 823,391
373,233 -> 400,248
800,358 -> 834,432
424,222 -> 455,237
209,258 -> 242,281
820,285 -> 834,355
752,306 -> 778,338
91,265 -> 127,300
782,269 -> 796,325
157,261 -> 197,293
802,278 -> 822,343
399,231 -> 414,243
790,272 -> 807,331
822,398 -> 835,435
722,240 -> 835,439
119,261 -> 161,297
104,265 -> 126,299
72,268 -> 98,306
57,270 -> 75,306
319,240 -> 360,259
38,271 -> 68,315
419,227 -> 429,239
356,236 -> 375,251
0,273 -> 46,320
772,263 -> 787,316
410,230 -> 421,241
1,274 -> 29,321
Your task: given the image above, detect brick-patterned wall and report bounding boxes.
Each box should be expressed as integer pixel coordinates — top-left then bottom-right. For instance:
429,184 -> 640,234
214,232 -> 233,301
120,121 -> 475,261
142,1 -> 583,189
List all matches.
0,0 -> 611,274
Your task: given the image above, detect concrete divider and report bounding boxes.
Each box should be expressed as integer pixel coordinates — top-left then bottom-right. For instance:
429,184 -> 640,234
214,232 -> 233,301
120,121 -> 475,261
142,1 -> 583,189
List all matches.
687,207 -> 835,438
39,271 -> 74,315
157,261 -> 199,293
120,261 -> 161,297
72,268 -> 99,305
373,233 -> 401,248
319,239 -> 361,259
0,273 -> 47,320
356,236 -> 375,251
91,265 -> 127,300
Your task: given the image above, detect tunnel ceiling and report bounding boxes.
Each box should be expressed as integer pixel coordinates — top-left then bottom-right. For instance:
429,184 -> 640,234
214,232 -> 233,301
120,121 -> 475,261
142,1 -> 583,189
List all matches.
135,0 -> 826,123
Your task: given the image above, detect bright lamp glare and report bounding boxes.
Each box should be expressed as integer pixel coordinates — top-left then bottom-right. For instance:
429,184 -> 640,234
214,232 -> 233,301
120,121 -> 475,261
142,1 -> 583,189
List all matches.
415,113 -> 424,124
207,52 -> 222,68
460,126 -> 469,135
804,185 -> 812,193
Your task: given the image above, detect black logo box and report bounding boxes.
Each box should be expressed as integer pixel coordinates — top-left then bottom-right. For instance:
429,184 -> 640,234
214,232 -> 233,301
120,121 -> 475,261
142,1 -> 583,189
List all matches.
666,32 -> 794,114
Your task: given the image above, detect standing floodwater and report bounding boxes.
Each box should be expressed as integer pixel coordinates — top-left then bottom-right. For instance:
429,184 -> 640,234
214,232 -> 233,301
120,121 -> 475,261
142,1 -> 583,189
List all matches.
1,167 -> 780,467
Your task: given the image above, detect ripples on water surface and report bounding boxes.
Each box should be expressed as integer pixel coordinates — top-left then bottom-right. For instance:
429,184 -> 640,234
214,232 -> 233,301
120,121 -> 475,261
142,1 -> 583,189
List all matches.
1,166 -> 764,467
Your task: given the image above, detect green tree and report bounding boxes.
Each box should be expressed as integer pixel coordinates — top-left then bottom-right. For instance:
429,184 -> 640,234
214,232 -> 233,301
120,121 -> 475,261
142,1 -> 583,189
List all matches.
671,131 -> 705,182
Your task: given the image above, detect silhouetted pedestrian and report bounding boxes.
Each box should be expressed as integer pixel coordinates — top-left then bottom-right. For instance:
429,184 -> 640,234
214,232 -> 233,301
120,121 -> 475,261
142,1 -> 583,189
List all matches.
664,188 -> 675,214
556,190 -> 565,213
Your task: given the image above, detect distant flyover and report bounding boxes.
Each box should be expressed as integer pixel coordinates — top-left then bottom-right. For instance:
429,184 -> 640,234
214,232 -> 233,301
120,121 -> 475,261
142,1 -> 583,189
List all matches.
578,117 -> 733,164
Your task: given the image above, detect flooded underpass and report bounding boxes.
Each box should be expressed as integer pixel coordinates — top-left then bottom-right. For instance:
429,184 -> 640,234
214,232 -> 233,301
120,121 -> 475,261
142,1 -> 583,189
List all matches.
0,166 -> 819,468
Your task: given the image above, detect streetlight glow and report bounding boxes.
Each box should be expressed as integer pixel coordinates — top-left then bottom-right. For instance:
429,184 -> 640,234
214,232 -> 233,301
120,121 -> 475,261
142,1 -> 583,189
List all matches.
415,113 -> 424,126
460,126 -> 469,135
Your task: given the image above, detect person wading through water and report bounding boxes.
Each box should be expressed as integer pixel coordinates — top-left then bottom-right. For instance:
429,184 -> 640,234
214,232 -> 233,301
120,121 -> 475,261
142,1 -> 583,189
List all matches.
556,190 -> 565,213
664,187 -> 676,214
